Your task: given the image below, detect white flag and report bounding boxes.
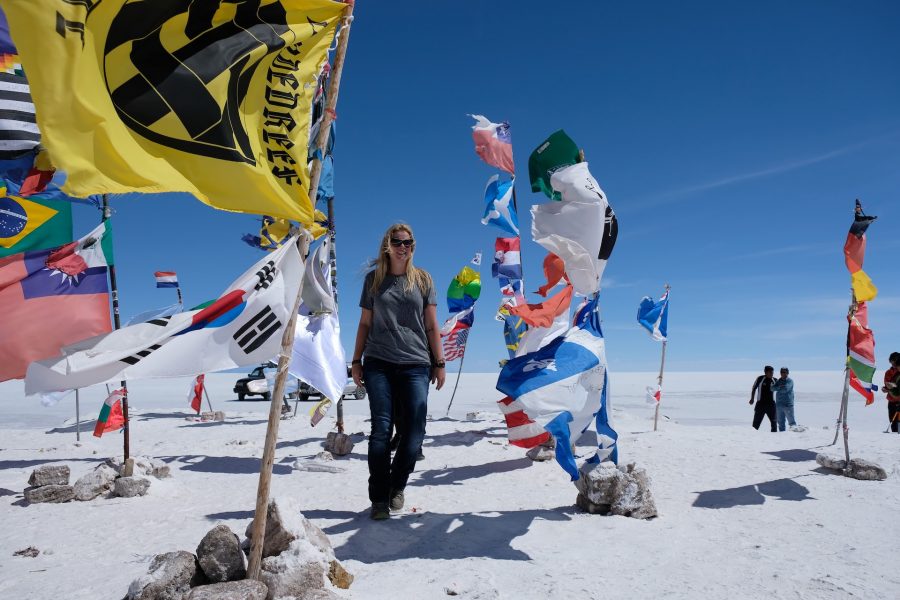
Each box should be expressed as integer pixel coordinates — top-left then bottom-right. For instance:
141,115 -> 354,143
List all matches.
531,162 -> 618,296
289,238 -> 347,404
26,241 -> 302,395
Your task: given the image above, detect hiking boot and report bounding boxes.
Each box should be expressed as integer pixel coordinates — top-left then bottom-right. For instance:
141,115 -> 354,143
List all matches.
389,489 -> 404,511
370,502 -> 390,520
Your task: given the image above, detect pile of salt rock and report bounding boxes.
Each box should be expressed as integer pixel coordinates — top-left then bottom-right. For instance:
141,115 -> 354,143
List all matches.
125,498 -> 353,600
24,456 -> 170,504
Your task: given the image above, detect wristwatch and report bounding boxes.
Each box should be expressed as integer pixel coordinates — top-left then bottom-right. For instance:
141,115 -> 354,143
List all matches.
433,361 -> 446,368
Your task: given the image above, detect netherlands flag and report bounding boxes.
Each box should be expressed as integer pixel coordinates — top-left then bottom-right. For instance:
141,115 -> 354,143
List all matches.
154,271 -> 178,288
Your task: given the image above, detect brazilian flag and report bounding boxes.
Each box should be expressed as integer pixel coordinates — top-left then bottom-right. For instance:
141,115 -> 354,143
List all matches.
0,189 -> 72,257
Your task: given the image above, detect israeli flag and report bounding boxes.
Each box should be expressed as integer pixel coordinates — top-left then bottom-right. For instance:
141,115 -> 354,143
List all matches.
481,175 -> 519,236
497,297 -> 617,480
637,288 -> 669,342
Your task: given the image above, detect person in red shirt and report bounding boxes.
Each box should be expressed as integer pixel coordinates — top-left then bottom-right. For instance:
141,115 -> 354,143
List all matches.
884,352 -> 900,433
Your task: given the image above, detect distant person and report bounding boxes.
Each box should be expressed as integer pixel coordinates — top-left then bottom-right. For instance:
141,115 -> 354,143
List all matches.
749,366 -> 777,432
350,223 -> 446,520
884,352 -> 900,433
772,367 -> 799,432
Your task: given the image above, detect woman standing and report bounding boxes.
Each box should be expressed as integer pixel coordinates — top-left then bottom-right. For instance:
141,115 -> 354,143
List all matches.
351,223 -> 445,520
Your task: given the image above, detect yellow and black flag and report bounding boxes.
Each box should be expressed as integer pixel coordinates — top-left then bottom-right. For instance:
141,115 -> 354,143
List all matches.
2,0 -> 345,224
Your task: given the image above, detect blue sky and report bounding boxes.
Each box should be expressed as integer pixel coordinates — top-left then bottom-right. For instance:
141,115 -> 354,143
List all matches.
67,0 -> 900,374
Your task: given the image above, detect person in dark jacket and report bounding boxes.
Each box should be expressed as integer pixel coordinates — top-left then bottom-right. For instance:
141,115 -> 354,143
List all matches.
749,366 -> 777,432
884,352 -> 900,433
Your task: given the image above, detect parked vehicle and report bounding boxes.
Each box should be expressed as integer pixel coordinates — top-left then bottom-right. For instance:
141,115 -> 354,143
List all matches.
233,362 -> 300,401
297,364 -> 367,401
234,362 -> 364,402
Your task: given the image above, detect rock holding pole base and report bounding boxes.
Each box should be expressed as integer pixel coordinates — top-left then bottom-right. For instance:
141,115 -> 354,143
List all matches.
126,551 -> 206,600
323,432 -> 354,456
115,476 -> 151,498
575,461 -> 658,519
525,444 -> 555,462
185,580 -> 267,600
816,454 -> 887,480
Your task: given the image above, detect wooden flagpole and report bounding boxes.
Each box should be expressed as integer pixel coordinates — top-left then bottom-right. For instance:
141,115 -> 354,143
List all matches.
102,195 -> 130,462
651,284 -> 670,432
247,1 -> 354,581
653,340 -> 667,432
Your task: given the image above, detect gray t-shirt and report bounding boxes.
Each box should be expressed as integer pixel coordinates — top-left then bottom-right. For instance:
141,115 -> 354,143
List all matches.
359,271 -> 437,366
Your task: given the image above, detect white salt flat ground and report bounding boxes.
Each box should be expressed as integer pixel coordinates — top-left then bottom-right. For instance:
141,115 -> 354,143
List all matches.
1,370 -> 898,599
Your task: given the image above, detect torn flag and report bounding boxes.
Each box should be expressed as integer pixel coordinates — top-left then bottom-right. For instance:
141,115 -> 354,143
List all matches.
470,114 -> 514,174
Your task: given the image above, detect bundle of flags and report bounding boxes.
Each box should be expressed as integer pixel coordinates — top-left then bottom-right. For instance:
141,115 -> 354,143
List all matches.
469,115 -> 528,359
25,238 -> 302,394
497,297 -> 617,480
440,265 -> 481,362
638,288 -> 670,342
844,201 -> 878,404
3,1 -> 345,225
0,221 -> 113,381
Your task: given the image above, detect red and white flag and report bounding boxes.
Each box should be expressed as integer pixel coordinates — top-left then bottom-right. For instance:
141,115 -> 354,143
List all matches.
188,374 -> 205,413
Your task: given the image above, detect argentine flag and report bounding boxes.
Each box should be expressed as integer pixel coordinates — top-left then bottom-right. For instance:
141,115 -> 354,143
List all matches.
637,288 -> 669,342
497,297 -> 617,480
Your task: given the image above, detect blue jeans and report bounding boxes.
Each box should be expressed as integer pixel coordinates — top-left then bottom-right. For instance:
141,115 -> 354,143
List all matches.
363,357 -> 430,503
776,401 -> 796,431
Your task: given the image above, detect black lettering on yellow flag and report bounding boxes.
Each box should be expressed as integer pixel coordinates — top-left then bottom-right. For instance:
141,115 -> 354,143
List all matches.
4,0 -> 345,224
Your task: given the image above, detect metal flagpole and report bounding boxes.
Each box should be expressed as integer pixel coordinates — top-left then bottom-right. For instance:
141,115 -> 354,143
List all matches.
102,195 -> 130,462
247,1 -> 354,581
202,380 -> 214,412
653,340 -> 667,432
75,389 -> 81,442
445,351 -> 466,417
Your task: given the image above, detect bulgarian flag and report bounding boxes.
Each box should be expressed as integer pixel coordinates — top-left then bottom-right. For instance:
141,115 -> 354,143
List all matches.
93,388 -> 126,437
847,302 -> 877,405
188,374 -> 205,413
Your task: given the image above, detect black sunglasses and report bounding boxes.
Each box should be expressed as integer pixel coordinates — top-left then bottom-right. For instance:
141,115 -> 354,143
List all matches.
390,238 -> 414,248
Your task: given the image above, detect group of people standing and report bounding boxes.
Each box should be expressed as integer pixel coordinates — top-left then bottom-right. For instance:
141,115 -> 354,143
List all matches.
750,354 -> 900,433
750,366 -> 800,432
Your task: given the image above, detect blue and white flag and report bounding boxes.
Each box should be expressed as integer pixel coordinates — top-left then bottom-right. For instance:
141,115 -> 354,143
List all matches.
497,297 -> 617,480
637,288 -> 669,341
481,175 -> 519,236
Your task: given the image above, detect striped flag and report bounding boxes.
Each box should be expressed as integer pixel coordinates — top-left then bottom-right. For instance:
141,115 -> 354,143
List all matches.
442,323 -> 469,361
497,396 -> 551,448
0,8 -> 39,160
154,271 -> 179,288
93,388 -> 125,437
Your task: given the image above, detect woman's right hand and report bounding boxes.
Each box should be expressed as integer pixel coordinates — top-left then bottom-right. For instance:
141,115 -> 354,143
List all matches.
351,363 -> 364,387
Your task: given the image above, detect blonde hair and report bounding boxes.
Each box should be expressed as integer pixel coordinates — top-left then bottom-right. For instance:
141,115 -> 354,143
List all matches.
369,223 -> 432,295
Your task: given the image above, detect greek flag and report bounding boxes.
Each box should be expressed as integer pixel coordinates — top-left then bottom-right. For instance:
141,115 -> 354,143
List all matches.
637,288 -> 669,342
497,297 -> 617,480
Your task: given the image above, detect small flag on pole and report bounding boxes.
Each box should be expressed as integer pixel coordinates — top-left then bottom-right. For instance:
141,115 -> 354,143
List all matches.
637,288 -> 670,342
154,271 -> 179,288
93,388 -> 125,437
471,252 -> 482,266
188,374 -> 205,413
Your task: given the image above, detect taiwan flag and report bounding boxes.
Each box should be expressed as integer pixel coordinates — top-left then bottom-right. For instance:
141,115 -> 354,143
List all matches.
0,222 -> 112,381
